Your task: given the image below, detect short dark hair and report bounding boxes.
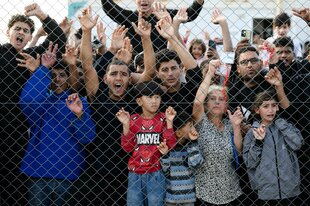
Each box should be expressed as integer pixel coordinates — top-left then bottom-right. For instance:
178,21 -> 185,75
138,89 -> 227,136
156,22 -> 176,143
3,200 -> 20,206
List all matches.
133,81 -> 164,99
106,58 -> 130,74
273,12 -> 291,28
52,59 -> 69,76
173,111 -> 193,131
273,37 -> 294,51
236,46 -> 259,63
74,28 -> 83,40
8,14 -> 35,34
155,49 -> 181,71
189,38 -> 206,56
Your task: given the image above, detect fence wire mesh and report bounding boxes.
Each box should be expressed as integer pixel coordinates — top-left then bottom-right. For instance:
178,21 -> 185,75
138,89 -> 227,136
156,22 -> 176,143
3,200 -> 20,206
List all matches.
0,0 -> 309,205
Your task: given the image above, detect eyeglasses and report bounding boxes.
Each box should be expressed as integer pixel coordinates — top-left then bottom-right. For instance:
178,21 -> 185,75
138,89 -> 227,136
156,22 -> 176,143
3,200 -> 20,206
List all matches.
239,57 -> 259,66
13,26 -> 31,34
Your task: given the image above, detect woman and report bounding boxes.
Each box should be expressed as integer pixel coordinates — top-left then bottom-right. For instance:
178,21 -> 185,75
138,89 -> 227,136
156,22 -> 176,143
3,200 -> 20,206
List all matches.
192,59 -> 244,205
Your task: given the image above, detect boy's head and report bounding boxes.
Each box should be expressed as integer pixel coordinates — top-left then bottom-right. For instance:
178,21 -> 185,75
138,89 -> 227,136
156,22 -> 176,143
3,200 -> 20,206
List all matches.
155,49 -> 182,90
7,14 -> 35,52
273,12 -> 291,38
51,60 -> 69,94
173,112 -> 197,144
252,90 -> 279,124
273,37 -> 294,65
134,81 -> 164,114
104,59 -> 131,101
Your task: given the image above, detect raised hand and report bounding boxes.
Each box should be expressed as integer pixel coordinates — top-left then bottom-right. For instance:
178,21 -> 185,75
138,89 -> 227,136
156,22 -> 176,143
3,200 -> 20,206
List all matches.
188,126 -> 199,140
292,8 -> 310,23
78,6 -> 98,31
110,25 -> 129,54
96,21 -> 107,47
208,59 -> 221,78
66,93 -> 83,118
116,107 -> 130,125
157,139 -> 169,155
41,41 -> 58,68
173,7 -> 188,24
152,2 -> 172,22
253,124 -> 266,141
59,17 -> 73,38
62,44 -> 78,66
165,106 -> 177,123
155,16 -> 174,40
211,9 -> 226,25
132,12 -> 152,38
265,67 -> 283,86
24,3 -> 47,20
16,52 -> 40,73
227,107 -> 244,127
115,37 -> 133,65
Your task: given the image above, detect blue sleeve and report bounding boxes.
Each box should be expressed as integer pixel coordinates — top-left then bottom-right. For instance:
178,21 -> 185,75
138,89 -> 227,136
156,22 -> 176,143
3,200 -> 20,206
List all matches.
71,97 -> 96,144
19,65 -> 51,125
160,154 -> 171,176
187,141 -> 204,169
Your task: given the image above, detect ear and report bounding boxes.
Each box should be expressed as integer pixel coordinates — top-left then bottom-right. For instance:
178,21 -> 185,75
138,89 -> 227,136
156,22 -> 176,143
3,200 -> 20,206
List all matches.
276,104 -> 279,111
6,29 -> 10,37
255,108 -> 260,114
175,129 -> 182,138
103,74 -> 108,84
236,66 -> 241,74
136,97 -> 142,106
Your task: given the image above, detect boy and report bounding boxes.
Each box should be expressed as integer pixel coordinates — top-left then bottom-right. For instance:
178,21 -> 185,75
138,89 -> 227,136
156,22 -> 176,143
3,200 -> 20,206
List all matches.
266,12 -> 302,59
160,112 -> 204,206
116,81 -> 177,206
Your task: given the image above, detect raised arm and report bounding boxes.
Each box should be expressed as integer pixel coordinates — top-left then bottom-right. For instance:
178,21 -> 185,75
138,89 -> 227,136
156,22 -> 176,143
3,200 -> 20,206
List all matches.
192,59 -> 219,123
264,67 -> 290,109
62,45 -> 79,92
131,12 -> 156,83
101,0 -> 136,25
211,9 -> 233,52
24,3 -> 66,57
155,17 -> 197,70
79,6 -> 99,102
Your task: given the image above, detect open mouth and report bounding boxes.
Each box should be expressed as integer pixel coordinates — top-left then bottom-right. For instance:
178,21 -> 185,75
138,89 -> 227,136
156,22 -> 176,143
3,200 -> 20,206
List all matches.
16,36 -> 24,44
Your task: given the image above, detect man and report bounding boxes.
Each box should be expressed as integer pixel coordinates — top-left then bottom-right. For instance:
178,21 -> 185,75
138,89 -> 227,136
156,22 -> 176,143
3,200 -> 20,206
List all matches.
0,3 -> 66,205
101,0 -> 204,55
75,7 -> 155,205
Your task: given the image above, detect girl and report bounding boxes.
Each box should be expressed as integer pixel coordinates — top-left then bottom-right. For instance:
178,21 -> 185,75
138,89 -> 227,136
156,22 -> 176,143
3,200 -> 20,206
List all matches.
243,91 -> 303,206
188,38 -> 206,66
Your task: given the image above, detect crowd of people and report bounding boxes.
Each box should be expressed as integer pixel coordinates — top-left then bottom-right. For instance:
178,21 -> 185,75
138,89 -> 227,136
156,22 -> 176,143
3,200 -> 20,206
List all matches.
0,1 -> 309,206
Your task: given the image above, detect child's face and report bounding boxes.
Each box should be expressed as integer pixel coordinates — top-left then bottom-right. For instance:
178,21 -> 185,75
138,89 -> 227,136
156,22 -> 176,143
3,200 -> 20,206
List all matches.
137,95 -> 161,116
176,121 -> 197,144
275,24 -> 290,37
206,90 -> 226,117
191,43 -> 204,60
255,99 -> 279,125
51,68 -> 69,94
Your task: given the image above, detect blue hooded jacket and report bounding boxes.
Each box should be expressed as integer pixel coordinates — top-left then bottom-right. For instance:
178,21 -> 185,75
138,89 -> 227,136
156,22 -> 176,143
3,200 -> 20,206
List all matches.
19,65 -> 96,180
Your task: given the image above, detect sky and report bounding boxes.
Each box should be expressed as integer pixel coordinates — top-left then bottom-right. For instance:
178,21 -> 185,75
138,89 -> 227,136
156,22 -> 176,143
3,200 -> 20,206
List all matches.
0,0 -> 68,44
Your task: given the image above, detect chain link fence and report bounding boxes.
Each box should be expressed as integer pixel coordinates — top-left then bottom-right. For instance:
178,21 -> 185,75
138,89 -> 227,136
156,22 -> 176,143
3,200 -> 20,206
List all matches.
0,0 -> 309,205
